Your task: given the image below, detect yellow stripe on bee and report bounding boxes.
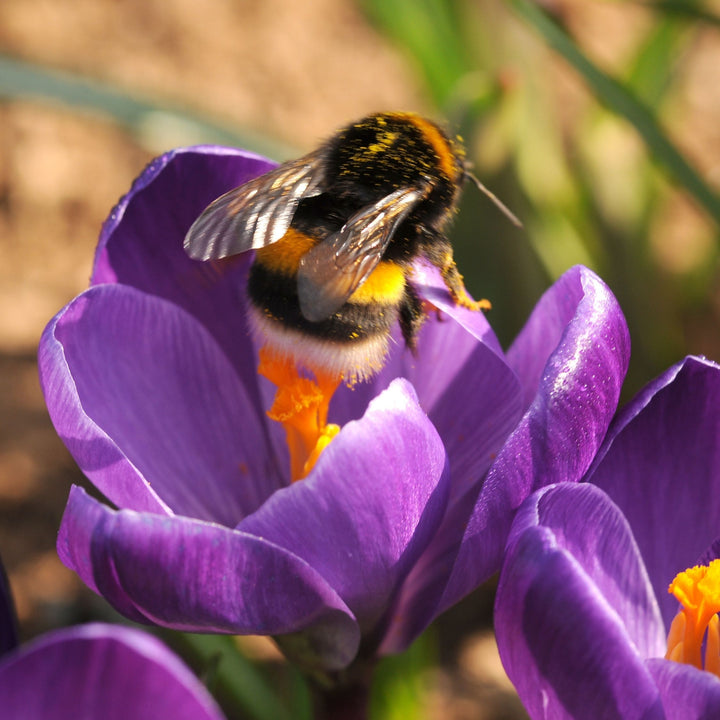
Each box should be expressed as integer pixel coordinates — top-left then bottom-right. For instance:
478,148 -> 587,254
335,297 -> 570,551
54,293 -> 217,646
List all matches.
349,261 -> 406,305
254,229 -> 316,275
255,228 -> 405,305
400,113 -> 460,180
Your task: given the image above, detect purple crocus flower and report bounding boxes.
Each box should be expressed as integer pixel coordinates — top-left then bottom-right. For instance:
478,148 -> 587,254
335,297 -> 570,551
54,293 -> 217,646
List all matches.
495,356 -> 720,719
0,556 -> 224,720
39,146 -> 630,673
0,623 -> 227,720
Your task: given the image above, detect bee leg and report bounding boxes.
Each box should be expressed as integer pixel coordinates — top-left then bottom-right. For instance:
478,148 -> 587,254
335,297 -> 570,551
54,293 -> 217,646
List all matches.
421,234 -> 491,312
400,283 -> 426,353
440,257 -> 492,312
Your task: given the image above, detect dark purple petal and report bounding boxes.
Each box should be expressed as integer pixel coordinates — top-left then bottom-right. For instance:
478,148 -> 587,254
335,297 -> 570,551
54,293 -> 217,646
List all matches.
58,486 -> 360,670
438,265 -> 631,612
241,379 -> 449,645
647,658 -> 720,719
0,560 -> 18,656
402,262 -> 522,499
331,261 -> 512,436
333,267 -> 522,499
39,284 -> 283,525
586,356 -> 720,630
0,623 -> 225,720
698,538 -> 720,566
495,484 -> 665,720
326,265 -> 524,653
92,146 -> 277,415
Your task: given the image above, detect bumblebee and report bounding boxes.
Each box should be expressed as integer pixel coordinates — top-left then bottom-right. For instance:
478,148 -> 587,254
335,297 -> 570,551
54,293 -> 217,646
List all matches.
184,111 -> 515,383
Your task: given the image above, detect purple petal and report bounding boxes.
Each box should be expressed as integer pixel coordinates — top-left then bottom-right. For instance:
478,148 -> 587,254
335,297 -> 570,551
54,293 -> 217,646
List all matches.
410,258 -> 504,356
39,284 -> 283,525
495,484 -> 665,720
58,486 -> 359,670
698,537 -> 720,567
333,279 -> 522,499
241,379 -> 449,645
377,297 -> 522,651
403,263 -> 522,498
647,658 -> 720,719
0,560 -> 18,656
0,623 -> 225,720
439,265 -> 631,611
586,356 -> 720,630
329,267 -> 524,653
505,265 -> 607,411
92,146 -> 277,415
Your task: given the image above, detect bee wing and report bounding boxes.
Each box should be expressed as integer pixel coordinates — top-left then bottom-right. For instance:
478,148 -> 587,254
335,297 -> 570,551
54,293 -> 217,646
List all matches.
183,150 -> 325,260
297,186 -> 424,322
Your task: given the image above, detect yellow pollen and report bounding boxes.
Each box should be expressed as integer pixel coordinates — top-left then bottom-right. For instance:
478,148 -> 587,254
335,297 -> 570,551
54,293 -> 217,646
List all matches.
666,559 -> 720,676
257,347 -> 341,482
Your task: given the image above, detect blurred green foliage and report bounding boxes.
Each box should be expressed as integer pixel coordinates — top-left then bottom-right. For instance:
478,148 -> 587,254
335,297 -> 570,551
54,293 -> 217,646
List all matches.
361,0 -> 720,397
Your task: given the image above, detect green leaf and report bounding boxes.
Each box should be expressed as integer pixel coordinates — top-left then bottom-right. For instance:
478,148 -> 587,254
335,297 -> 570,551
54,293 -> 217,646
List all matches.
626,16 -> 692,106
170,633 -> 311,720
0,54 -> 294,159
638,0 -> 720,27
507,0 -> 720,225
370,631 -> 436,720
359,0 -> 472,108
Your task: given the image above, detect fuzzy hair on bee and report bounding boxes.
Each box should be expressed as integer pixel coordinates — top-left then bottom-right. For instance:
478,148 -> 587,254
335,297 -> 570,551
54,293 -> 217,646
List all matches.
184,111 -> 516,383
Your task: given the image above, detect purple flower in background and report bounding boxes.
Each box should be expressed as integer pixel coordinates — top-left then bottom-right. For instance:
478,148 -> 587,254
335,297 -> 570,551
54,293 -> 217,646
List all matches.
0,624 -> 227,720
495,356 -> 720,719
0,557 -> 224,720
39,146 -> 630,672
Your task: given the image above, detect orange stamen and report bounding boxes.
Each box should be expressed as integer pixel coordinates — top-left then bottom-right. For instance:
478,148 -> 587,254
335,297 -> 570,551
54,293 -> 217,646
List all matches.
666,559 -> 720,676
257,347 -> 341,482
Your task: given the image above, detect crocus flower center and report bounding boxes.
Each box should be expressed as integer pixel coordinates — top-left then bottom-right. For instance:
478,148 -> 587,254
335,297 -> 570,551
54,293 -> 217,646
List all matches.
258,346 -> 341,482
665,560 -> 720,677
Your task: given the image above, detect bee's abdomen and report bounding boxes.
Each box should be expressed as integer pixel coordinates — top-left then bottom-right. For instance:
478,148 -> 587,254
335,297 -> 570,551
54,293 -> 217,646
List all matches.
247,226 -> 410,382
248,263 -> 398,343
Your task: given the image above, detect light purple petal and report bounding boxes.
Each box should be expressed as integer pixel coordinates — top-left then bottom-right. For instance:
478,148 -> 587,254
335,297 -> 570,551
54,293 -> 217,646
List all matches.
439,265 -> 631,611
92,146 -> 277,415
506,265 -> 597,411
647,658 -> 720,719
410,258 -> 504,356
495,484 -> 665,720
241,379 -> 449,646
58,486 -> 359,670
39,284 -> 283,525
0,623 -> 225,720
586,356 -> 720,630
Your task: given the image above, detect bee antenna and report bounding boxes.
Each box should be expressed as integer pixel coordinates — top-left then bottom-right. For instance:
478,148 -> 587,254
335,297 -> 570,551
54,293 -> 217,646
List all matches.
464,171 -> 523,228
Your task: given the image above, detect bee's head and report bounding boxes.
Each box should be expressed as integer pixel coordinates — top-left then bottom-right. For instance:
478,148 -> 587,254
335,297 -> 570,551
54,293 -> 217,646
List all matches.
325,112 -> 464,212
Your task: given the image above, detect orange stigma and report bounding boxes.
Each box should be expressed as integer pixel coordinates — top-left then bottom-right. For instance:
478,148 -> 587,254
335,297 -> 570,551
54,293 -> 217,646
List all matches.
665,559 -> 720,677
258,347 -> 341,482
